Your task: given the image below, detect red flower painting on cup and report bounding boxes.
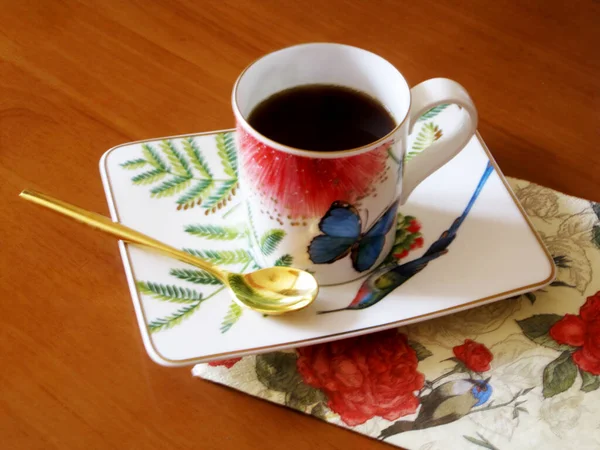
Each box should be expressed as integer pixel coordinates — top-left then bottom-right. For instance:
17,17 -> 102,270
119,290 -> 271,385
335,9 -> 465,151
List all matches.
237,127 -> 391,219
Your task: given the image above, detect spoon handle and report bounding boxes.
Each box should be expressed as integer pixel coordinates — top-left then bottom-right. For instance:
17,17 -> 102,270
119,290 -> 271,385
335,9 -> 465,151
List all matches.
19,190 -> 228,281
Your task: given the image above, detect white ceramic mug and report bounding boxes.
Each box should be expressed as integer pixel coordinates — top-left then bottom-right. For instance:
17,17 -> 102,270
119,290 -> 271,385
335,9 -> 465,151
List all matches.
232,43 -> 477,285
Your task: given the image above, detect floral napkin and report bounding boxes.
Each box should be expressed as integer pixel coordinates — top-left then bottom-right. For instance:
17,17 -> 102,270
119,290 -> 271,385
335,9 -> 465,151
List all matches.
193,180 -> 600,450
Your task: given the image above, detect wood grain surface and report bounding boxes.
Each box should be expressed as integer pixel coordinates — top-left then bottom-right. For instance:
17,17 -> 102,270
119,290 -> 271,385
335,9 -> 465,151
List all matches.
1,1 -> 598,449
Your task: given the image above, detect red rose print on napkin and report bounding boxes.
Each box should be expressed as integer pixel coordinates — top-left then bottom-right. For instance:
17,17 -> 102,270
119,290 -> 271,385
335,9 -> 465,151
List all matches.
208,357 -> 242,369
517,290 -> 600,397
296,330 -> 425,426
550,291 -> 600,375
453,339 -> 493,372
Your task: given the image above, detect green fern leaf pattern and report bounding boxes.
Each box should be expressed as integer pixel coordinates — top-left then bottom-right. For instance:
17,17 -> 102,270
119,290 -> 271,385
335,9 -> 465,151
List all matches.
203,180 -> 238,210
160,140 -> 193,178
260,229 -> 285,256
169,268 -> 222,285
417,104 -> 449,121
182,138 -> 212,179
176,179 -> 214,209
124,134 -> 240,212
274,254 -> 293,267
142,143 -> 169,171
148,303 -> 201,333
150,176 -> 192,198
120,158 -> 147,170
132,169 -> 168,185
246,203 -> 261,253
137,281 -> 203,303
183,248 -> 252,265
216,132 -> 238,178
184,224 -> 243,240
406,122 -> 443,161
220,302 -> 243,333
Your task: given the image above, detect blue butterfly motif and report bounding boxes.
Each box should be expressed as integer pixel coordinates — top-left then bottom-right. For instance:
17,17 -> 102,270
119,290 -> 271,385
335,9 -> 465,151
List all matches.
308,200 -> 399,272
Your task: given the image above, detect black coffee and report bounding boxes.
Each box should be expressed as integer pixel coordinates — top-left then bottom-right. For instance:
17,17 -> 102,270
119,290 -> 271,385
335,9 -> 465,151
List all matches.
247,84 -> 396,152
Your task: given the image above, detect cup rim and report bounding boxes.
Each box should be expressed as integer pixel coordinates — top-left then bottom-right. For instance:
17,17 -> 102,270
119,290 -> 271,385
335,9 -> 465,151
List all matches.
231,42 -> 411,158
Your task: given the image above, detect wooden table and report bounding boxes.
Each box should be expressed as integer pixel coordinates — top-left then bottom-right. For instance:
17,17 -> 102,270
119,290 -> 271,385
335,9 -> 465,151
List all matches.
2,1 -> 598,448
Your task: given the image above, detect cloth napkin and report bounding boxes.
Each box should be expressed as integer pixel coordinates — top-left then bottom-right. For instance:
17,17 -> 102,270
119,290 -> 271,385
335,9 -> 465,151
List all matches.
193,179 -> 600,450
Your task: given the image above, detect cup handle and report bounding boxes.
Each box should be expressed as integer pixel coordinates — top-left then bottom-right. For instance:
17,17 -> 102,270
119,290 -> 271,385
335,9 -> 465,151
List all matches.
399,78 -> 478,204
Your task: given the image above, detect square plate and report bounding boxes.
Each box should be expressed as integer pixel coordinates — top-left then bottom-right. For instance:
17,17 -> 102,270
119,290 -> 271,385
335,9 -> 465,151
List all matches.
100,105 -> 555,366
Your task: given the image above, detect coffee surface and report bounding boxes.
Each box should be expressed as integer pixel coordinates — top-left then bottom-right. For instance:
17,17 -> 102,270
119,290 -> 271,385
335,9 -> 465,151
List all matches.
247,84 -> 396,151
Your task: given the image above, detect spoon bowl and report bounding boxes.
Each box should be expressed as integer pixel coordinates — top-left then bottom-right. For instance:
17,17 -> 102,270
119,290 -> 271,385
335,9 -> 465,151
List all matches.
19,190 -> 319,315
229,268 -> 318,314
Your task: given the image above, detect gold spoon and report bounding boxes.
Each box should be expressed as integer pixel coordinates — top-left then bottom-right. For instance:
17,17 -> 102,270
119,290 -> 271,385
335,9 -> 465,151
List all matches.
19,190 -> 319,315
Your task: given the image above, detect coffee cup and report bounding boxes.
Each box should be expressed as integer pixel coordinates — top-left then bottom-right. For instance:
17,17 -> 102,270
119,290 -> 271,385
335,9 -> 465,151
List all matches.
232,43 -> 477,285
